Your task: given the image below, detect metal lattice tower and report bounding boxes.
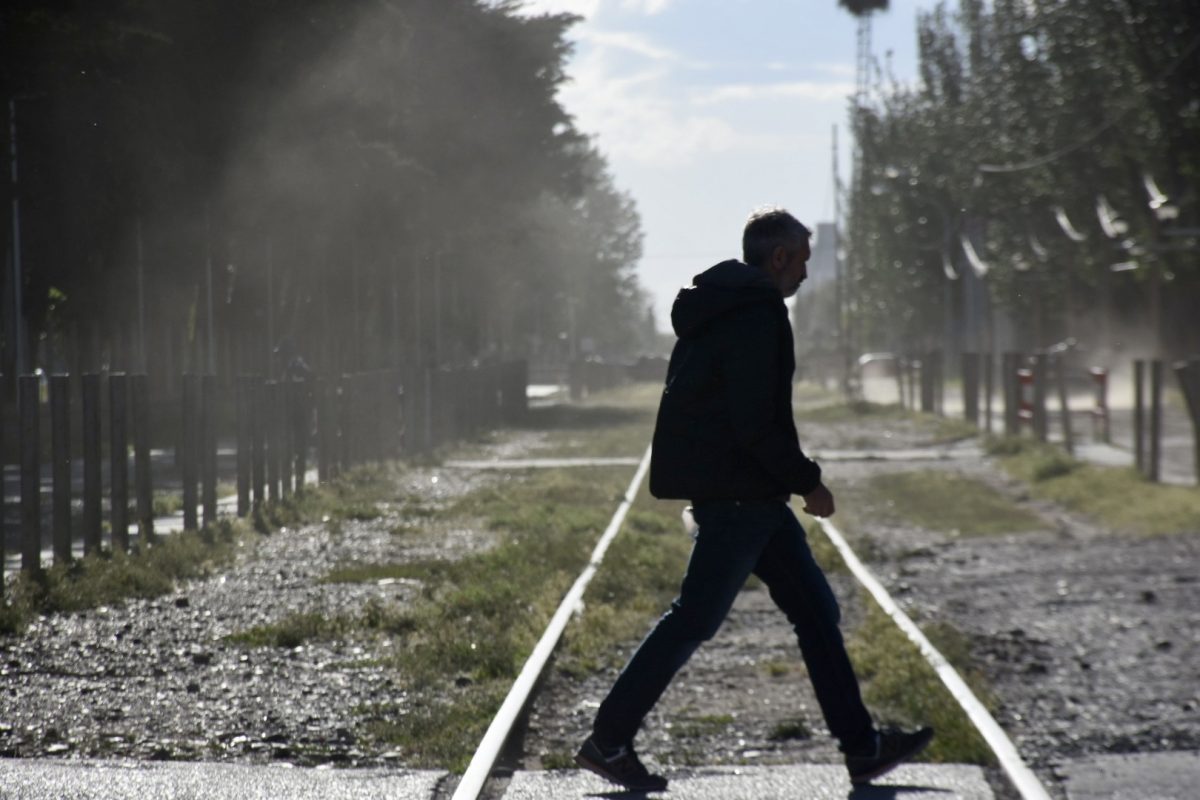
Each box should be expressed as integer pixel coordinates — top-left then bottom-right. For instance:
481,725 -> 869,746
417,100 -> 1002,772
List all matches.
854,13 -> 873,113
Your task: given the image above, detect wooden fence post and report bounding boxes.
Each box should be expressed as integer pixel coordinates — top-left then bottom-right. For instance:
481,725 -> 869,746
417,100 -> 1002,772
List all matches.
1133,359 -> 1145,475
110,373 -> 129,552
251,378 -> 265,506
1032,353 -> 1049,442
962,352 -> 980,426
983,352 -> 994,434
265,380 -> 280,502
338,376 -> 353,470
316,378 -> 332,483
919,356 -> 933,413
933,350 -> 944,415
1148,359 -> 1163,483
0,380 -> 4,590
182,374 -> 199,531
1054,355 -> 1074,456
236,376 -> 251,516
131,374 -> 153,548
50,375 -> 72,564
201,375 -> 218,526
293,379 -> 309,492
19,375 -> 41,572
82,374 -> 103,553
1172,359 -> 1200,486
1002,352 -> 1018,436
277,378 -> 293,496
423,367 -> 434,452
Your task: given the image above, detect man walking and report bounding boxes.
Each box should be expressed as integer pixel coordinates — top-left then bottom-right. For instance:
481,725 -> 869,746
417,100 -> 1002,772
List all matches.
575,207 -> 932,791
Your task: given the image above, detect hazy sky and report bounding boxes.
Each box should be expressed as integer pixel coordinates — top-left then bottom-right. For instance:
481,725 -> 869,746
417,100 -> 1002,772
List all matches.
514,0 -> 946,329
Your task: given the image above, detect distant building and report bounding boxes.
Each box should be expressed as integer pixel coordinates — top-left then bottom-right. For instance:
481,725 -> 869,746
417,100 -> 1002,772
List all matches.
792,221 -> 840,384
807,222 -> 837,287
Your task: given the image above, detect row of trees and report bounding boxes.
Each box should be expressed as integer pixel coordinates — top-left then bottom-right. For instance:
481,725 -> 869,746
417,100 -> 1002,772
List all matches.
1,0 -> 652,386
843,0 -> 1199,363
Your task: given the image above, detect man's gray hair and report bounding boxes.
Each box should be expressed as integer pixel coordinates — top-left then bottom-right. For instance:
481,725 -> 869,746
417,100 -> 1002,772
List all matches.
742,206 -> 812,267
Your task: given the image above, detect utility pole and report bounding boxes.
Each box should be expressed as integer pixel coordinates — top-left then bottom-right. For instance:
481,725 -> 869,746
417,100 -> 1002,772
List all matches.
136,215 -> 147,372
266,238 -> 274,375
833,124 -> 850,398
204,206 -> 216,375
839,1 -> 889,399
9,98 -> 27,376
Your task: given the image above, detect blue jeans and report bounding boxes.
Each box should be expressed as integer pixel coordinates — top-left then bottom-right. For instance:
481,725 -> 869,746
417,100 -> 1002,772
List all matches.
592,499 -> 876,753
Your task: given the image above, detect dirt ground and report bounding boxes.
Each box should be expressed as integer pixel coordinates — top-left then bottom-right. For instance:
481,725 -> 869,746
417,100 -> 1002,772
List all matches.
518,409 -> 1200,800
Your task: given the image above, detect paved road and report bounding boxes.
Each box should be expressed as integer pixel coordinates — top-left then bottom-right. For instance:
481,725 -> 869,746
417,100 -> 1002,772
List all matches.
0,760 -> 447,799
0,760 -> 995,799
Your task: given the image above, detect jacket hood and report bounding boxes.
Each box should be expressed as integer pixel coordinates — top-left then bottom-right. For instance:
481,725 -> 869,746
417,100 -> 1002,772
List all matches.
670,259 -> 780,338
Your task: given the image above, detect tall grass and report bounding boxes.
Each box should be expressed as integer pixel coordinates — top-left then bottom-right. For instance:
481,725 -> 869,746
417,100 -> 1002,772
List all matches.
987,436 -> 1200,536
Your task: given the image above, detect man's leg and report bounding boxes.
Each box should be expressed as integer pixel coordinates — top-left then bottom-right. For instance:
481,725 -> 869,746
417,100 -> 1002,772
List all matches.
591,501 -> 772,746
752,505 -> 876,754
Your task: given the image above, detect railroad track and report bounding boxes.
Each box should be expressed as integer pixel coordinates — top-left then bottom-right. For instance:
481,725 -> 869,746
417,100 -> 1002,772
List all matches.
449,446 -> 1053,800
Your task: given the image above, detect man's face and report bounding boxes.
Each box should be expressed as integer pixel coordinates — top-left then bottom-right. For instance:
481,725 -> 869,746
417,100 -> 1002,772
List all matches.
770,239 -> 810,298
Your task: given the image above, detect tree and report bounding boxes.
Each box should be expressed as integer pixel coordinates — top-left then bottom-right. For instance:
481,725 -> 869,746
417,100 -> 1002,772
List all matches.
1,0 -> 649,379
845,0 -> 1200,358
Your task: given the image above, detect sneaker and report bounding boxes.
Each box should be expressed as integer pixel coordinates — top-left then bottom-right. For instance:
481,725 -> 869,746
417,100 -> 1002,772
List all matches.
845,726 -> 934,785
575,736 -> 668,792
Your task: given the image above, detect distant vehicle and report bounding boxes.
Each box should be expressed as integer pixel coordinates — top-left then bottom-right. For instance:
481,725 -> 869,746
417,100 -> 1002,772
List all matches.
857,352 -> 899,378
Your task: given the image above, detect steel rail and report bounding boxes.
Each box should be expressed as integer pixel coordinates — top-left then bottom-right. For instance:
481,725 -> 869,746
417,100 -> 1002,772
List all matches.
454,439 -> 1050,799
451,445 -> 654,800
813,516 -> 1053,800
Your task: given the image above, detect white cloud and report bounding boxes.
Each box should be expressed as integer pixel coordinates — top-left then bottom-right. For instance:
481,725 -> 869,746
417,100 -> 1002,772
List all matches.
815,62 -> 856,79
577,29 -> 681,62
561,49 -> 794,166
508,0 -> 675,17
692,80 -> 856,106
509,0 -> 601,18
619,0 -> 675,13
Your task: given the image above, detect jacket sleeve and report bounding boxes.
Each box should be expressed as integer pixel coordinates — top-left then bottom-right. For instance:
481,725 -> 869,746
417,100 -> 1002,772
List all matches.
714,305 -> 823,496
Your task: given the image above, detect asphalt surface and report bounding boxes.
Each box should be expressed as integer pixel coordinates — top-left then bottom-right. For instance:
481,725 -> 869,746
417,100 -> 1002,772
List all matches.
0,760 -> 447,799
504,764 -> 994,799
0,760 -> 996,799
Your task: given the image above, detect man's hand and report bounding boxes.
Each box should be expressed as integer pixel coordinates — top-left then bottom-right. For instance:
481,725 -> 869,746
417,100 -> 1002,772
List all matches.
802,483 -> 835,518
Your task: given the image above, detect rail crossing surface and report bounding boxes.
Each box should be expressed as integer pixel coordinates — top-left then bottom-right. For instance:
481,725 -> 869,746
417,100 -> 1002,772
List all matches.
6,754 -> 1200,798
0,758 -> 996,799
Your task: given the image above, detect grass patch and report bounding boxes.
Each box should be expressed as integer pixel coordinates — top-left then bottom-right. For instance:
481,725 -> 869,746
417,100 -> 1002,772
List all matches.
768,719 -> 812,741
226,599 -> 416,649
354,465 -> 637,771
801,401 -> 978,445
1,463 -> 402,637
228,611 -> 347,649
250,463 -> 398,532
0,519 -> 246,635
152,491 -> 184,517
670,713 -> 734,739
847,602 -> 997,765
988,436 -> 1200,536
763,659 -> 792,677
516,382 -> 659,458
557,486 -> 694,677
866,470 -> 1045,537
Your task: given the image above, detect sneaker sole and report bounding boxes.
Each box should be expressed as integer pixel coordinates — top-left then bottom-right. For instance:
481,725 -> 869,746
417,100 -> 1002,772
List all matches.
574,752 -> 668,792
849,731 -> 935,785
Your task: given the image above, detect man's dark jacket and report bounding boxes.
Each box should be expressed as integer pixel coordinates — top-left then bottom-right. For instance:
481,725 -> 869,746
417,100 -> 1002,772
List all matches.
649,259 -> 822,502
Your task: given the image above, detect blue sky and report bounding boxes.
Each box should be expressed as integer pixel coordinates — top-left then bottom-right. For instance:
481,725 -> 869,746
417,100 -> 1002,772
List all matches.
514,0 -> 949,329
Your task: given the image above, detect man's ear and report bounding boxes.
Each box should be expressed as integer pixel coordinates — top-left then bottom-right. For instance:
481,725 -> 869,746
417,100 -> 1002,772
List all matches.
768,244 -> 788,272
